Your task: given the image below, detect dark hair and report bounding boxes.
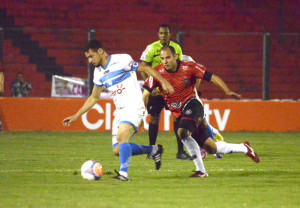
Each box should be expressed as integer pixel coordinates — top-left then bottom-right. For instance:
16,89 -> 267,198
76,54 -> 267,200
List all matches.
83,39 -> 105,52
161,45 -> 176,55
157,24 -> 171,33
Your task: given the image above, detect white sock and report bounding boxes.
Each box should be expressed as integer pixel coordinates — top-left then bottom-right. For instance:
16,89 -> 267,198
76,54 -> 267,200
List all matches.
150,145 -> 158,155
182,136 -> 206,173
216,141 -> 247,154
210,125 -> 219,136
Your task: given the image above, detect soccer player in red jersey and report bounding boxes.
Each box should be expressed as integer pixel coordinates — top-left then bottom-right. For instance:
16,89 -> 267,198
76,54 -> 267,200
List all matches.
143,46 -> 260,177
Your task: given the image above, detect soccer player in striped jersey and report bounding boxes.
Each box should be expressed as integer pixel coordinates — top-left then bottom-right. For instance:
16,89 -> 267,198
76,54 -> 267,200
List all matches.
140,24 -> 192,160
182,55 -> 224,159
62,40 -> 174,181
143,46 -> 260,178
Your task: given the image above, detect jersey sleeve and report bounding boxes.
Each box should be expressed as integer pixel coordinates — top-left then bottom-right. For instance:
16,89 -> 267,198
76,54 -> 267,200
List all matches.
93,69 -> 103,87
143,76 -> 159,92
193,62 -> 207,79
123,54 -> 139,72
140,45 -> 154,63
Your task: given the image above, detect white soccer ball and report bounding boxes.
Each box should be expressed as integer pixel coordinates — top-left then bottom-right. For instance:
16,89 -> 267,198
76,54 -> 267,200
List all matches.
81,160 -> 103,180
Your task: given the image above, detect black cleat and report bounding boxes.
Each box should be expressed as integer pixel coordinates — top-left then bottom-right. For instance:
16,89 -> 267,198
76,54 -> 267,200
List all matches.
176,151 -> 192,161
153,145 -> 163,170
109,170 -> 130,181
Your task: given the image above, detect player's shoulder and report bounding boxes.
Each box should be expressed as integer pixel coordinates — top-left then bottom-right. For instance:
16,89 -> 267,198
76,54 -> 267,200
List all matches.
180,60 -> 196,67
169,40 -> 180,47
110,54 -> 134,63
111,53 -> 132,59
154,63 -> 164,71
147,40 -> 162,50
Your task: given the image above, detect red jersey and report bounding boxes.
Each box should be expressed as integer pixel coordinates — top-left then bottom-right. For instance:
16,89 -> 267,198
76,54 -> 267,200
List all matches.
144,61 -> 208,118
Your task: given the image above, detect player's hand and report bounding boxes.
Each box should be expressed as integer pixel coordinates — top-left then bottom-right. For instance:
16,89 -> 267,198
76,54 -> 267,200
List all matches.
162,82 -> 174,95
226,91 -> 242,99
62,115 -> 78,127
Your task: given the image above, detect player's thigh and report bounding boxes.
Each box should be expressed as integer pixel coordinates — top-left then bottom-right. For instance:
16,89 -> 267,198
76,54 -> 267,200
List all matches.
116,107 -> 145,143
116,123 -> 136,143
179,99 -> 205,135
147,95 -> 165,117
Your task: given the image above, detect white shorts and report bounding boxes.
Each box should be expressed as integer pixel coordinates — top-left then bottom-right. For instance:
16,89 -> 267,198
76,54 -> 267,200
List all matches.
112,106 -> 145,147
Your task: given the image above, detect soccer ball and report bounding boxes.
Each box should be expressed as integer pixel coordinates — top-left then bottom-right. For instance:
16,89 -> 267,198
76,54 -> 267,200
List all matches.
81,160 -> 103,180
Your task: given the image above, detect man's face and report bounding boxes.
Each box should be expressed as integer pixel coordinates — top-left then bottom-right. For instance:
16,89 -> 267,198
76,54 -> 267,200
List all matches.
160,48 -> 178,71
158,27 -> 170,46
17,73 -> 24,82
85,49 -> 102,67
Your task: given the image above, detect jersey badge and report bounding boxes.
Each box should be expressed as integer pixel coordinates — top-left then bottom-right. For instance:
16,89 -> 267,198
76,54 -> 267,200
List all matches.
185,109 -> 192,115
183,78 -> 189,85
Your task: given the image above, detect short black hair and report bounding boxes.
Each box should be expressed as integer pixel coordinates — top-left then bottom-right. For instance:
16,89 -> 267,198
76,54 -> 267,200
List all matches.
157,24 -> 171,33
83,39 -> 105,52
161,45 -> 176,55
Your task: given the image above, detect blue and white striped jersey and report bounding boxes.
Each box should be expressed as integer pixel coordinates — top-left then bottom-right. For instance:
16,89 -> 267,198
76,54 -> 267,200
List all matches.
93,54 -> 144,109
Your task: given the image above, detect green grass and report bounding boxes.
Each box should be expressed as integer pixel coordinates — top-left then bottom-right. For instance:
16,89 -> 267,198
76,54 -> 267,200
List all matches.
0,132 -> 299,208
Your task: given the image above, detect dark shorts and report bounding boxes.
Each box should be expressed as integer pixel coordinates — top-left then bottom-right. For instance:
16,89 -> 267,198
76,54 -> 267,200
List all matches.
147,94 -> 166,117
178,98 -> 209,147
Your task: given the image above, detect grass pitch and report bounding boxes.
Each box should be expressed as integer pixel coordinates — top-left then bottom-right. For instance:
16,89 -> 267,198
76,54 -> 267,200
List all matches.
0,131 -> 299,208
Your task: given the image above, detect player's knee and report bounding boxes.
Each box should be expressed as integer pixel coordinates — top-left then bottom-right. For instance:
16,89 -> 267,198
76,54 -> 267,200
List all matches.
203,138 -> 217,154
150,116 -> 160,125
177,128 -> 191,140
112,146 -> 119,156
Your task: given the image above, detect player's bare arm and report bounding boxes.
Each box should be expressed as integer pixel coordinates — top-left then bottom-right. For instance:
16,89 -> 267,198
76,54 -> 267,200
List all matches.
139,62 -> 151,80
210,74 -> 242,99
195,79 -> 201,89
62,86 -> 104,126
138,64 -> 174,95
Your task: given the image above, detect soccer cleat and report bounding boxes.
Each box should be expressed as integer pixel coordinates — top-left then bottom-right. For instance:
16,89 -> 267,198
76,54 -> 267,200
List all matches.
176,151 -> 192,161
214,132 -> 224,142
190,171 -> 209,178
200,148 -> 207,159
243,141 -> 260,163
109,170 -> 130,181
152,144 -> 163,170
214,153 -> 223,159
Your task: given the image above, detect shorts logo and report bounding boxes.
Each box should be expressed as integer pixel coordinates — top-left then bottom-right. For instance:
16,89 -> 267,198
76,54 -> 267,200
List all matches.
183,78 -> 189,85
185,109 -> 192,115
170,101 -> 182,109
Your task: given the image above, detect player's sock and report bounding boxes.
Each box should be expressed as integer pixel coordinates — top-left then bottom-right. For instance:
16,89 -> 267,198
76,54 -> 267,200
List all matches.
206,124 -> 215,141
215,141 -> 247,154
119,143 -> 132,178
129,143 -> 152,155
174,121 -> 184,152
210,125 -> 219,137
182,136 -> 206,173
149,123 -> 159,145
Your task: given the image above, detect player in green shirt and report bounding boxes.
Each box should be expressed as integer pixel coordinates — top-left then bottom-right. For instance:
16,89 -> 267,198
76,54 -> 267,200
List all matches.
140,24 -> 192,160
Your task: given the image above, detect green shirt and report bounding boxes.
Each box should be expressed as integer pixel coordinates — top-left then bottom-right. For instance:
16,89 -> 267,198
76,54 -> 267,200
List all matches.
140,40 -> 182,68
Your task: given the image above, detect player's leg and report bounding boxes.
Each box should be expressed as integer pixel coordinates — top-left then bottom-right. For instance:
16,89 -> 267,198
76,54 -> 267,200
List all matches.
205,121 -> 222,159
178,99 -> 208,177
111,108 -> 163,181
173,117 -> 192,160
202,136 -> 260,163
178,127 -> 208,177
210,124 -> 224,142
147,94 -> 163,146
